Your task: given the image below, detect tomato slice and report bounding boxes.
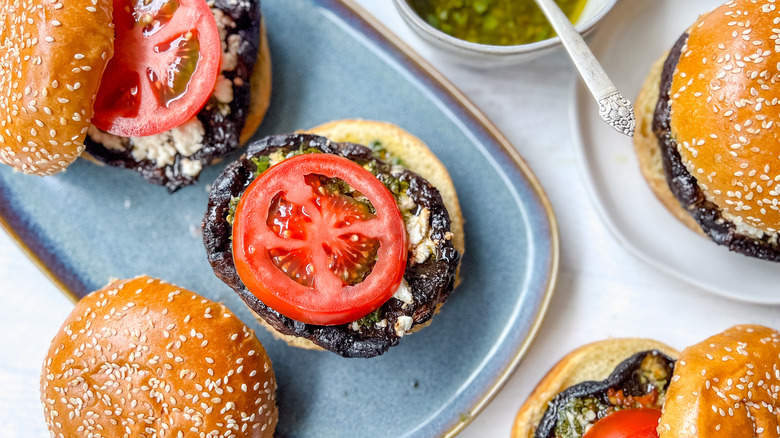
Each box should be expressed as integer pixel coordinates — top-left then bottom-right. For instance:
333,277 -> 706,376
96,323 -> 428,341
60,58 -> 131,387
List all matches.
233,154 -> 409,326
92,0 -> 221,137
583,408 -> 661,438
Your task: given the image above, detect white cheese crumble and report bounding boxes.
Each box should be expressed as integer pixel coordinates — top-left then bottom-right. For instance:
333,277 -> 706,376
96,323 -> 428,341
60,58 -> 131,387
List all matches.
405,207 -> 437,264
406,207 -> 430,246
392,278 -> 413,306
213,9 -> 240,73
131,134 -> 176,167
397,193 -> 415,211
213,75 -> 234,104
180,158 -> 204,178
394,316 -> 414,337
131,119 -> 205,167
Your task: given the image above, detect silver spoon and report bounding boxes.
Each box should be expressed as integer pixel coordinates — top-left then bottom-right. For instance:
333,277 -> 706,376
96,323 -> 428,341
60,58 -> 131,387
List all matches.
533,0 -> 635,137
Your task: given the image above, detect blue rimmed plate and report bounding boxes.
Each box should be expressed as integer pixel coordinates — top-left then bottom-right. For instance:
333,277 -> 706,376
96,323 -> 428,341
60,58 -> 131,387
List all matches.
0,0 -> 558,436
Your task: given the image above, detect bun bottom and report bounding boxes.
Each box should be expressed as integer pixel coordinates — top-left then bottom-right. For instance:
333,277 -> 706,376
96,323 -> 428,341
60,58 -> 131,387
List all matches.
633,55 -> 704,235
512,338 -> 679,438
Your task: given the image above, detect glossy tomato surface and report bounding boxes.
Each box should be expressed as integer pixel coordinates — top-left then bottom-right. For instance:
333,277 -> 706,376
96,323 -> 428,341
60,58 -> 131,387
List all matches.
232,154 -> 408,326
583,408 -> 661,438
92,0 -> 221,136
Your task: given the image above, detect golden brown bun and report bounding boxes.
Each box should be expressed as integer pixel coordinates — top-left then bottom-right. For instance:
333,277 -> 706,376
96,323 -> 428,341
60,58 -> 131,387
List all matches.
0,0 -> 114,175
41,276 -> 278,437
512,338 -> 679,438
658,325 -> 780,438
634,54 -> 705,235
669,0 -> 780,233
239,18 -> 273,146
304,119 -> 465,255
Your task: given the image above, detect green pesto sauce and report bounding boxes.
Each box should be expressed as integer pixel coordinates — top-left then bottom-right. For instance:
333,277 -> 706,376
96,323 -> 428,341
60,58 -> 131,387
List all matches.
409,0 -> 587,46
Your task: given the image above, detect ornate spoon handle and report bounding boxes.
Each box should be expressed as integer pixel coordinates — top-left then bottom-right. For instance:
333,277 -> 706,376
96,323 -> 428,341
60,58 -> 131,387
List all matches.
533,0 -> 635,137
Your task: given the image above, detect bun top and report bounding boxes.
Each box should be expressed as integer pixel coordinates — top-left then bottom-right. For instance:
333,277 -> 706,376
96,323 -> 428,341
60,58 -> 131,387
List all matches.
658,325 -> 780,438
40,276 -> 278,437
0,0 -> 114,175
669,0 -> 780,233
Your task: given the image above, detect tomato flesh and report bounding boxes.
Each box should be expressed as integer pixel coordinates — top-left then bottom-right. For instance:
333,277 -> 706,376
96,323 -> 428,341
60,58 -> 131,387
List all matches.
583,408 -> 661,438
92,0 -> 221,137
233,154 -> 409,326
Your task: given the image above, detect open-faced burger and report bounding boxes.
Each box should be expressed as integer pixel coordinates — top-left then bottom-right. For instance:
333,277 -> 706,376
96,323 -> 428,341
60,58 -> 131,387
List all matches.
202,119 -> 464,358
0,0 -> 271,191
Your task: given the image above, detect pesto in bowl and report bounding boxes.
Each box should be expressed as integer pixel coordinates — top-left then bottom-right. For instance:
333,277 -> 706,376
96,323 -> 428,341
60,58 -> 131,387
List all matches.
393,0 -> 616,66
408,0 -> 587,46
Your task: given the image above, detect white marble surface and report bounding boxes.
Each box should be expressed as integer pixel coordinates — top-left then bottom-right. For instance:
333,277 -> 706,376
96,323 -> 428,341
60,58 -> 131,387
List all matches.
2,1 -> 780,437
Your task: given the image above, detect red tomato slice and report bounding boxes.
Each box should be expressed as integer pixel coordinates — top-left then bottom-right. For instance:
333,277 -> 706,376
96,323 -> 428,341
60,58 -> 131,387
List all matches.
92,0 -> 221,137
233,154 -> 409,326
583,408 -> 661,438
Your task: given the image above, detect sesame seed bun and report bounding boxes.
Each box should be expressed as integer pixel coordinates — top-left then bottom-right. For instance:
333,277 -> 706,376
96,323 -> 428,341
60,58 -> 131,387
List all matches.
668,0 -> 780,234
658,325 -> 780,438
511,338 -> 679,438
0,0 -> 114,176
40,276 -> 278,437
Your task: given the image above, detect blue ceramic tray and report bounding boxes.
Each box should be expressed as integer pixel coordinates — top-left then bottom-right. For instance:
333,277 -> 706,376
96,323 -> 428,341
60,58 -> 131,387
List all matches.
0,0 -> 558,436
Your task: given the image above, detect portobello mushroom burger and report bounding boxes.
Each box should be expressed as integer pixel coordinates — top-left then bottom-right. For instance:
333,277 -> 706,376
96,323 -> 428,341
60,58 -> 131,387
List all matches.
0,0 -> 270,191
635,0 -> 780,260
513,325 -> 780,438
202,119 -> 464,358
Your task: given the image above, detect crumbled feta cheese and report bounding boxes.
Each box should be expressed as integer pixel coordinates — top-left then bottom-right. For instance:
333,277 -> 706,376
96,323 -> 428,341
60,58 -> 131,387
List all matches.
212,9 -> 241,72
131,134 -> 177,167
171,119 -> 206,157
213,75 -> 234,104
87,125 -> 127,152
131,119 -> 205,167
180,158 -> 203,178
406,208 -> 430,246
397,193 -> 415,212
392,279 -> 413,306
405,207 -> 437,264
223,34 -> 242,72
394,316 -> 414,337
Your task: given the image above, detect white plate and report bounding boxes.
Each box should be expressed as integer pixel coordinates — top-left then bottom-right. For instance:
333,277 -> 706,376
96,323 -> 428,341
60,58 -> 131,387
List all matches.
572,0 -> 780,304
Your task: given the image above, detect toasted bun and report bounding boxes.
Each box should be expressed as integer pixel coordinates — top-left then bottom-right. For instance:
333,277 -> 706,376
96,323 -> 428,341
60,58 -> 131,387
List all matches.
239,18 -> 272,146
41,276 -> 278,437
512,338 -> 679,438
634,54 -> 705,235
668,0 -> 780,233
304,119 -> 465,255
0,0 -> 114,175
658,325 -> 780,438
